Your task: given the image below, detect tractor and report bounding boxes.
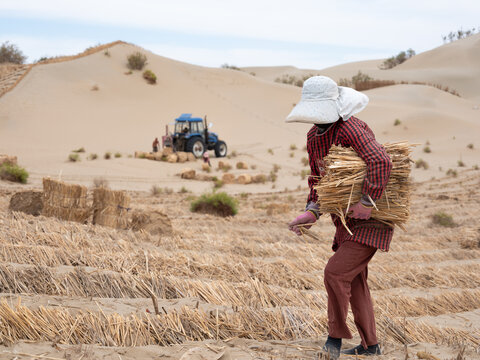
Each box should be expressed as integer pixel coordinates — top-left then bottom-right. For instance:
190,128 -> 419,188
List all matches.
162,114 -> 227,158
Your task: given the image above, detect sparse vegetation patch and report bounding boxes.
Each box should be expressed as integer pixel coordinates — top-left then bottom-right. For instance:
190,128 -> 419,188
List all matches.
0,41 -> 26,64
127,52 -> 147,70
191,192 -> 238,217
143,70 -> 157,84
68,153 -> 80,162
0,163 -> 28,183
432,211 -> 456,227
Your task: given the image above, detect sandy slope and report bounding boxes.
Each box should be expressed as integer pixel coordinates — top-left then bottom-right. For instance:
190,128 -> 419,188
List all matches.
0,39 -> 479,192
247,34 -> 480,101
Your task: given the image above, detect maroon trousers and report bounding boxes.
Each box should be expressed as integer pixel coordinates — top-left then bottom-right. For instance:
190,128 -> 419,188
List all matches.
324,240 -> 378,348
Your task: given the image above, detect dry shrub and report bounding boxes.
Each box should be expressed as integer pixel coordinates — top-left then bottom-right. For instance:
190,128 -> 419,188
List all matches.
68,153 -> 80,162
431,211 -> 456,227
127,52 -> 147,70
0,41 -> 26,64
415,159 -> 429,169
190,192 -> 238,217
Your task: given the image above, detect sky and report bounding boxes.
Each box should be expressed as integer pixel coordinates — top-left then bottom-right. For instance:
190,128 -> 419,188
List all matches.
1,0 -> 479,69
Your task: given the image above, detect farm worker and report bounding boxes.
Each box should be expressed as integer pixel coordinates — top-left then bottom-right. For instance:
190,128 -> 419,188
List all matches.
152,137 -> 160,153
202,151 -> 211,167
286,76 -> 392,358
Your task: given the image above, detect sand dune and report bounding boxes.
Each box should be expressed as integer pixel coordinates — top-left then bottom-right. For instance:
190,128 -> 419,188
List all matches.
0,39 -> 479,190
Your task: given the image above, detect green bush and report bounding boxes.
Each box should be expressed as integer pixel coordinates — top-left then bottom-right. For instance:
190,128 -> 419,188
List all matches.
213,179 -> 224,189
467,143 -> 474,149
104,152 -> 112,160
290,144 -> 297,150
88,153 -> 98,160
301,157 -> 309,166
68,153 -> 80,162
191,192 -> 238,217
423,146 -> 431,153
432,212 -> 456,227
446,169 -> 457,177
457,160 -> 465,167
143,70 -> 157,84
0,41 -> 26,64
127,52 -> 147,70
0,164 -> 29,183
114,152 -> 122,158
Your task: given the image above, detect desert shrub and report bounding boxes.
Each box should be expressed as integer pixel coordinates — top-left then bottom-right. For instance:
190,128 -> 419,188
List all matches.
72,147 -> 85,153
93,177 -> 109,188
88,153 -> 98,160
423,146 -> 431,153
151,185 -> 162,196
91,85 -> 99,91
290,144 -> 297,150
301,157 -> 309,166
143,70 -> 157,84
0,41 -> 26,64
114,152 -> 122,158
213,179 -> 224,189
467,143 -> 474,149
251,164 -> 257,170
179,186 -> 190,193
138,153 -> 146,159
191,192 -> 238,217
104,152 -> 111,160
269,171 -> 277,182
268,148 -> 274,155
272,164 -> 281,173
380,49 -> 415,69
394,119 -> 401,126
68,153 -> 80,162
442,27 -> 479,43
289,152 -> 294,158
432,211 -> 456,227
230,150 -> 238,157
275,73 -> 317,87
338,71 -> 396,91
446,169 -> 457,177
415,159 -> 428,169
0,163 -> 29,183
124,70 -> 133,75
473,165 -> 479,170
127,52 -> 147,70
164,187 -> 173,194
457,160 -> 465,167
104,49 -> 110,57
239,192 -> 249,199
221,64 -> 240,70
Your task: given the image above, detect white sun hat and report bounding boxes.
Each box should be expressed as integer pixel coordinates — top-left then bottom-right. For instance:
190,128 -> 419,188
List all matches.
285,76 -> 369,124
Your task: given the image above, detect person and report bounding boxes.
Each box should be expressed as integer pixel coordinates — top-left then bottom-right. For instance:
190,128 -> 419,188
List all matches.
286,76 -> 393,359
202,150 -> 211,167
152,137 -> 160,153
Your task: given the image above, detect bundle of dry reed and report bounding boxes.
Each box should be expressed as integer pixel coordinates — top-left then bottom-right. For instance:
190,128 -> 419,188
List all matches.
42,178 -> 90,223
93,187 -> 130,229
315,142 -> 413,231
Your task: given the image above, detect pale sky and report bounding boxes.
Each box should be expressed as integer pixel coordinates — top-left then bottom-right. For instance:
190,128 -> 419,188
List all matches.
1,0 -> 479,69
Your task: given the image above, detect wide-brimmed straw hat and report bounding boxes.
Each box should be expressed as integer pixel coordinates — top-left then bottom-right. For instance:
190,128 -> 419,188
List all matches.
286,76 -> 369,124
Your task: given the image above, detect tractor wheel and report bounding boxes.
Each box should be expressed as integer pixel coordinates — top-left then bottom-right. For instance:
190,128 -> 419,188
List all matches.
214,141 -> 227,157
186,137 -> 205,158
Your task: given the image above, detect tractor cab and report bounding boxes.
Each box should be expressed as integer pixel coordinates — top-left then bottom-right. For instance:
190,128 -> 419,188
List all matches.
163,114 -> 227,158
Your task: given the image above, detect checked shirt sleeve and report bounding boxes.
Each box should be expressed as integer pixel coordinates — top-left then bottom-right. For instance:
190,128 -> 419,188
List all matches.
339,121 -> 392,201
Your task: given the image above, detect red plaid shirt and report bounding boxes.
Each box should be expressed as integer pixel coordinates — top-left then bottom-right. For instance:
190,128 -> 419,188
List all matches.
306,116 -> 393,251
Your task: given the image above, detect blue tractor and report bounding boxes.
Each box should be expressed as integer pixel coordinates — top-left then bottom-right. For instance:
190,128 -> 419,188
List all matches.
162,114 -> 228,158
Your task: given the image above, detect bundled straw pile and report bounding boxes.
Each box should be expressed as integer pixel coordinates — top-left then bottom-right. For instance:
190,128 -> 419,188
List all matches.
315,142 -> 413,231
42,178 -> 90,223
93,187 -> 130,229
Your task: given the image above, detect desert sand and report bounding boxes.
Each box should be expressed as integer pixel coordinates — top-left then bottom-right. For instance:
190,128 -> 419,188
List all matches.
0,34 -> 479,359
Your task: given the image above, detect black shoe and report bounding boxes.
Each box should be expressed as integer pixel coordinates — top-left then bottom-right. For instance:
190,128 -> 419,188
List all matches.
322,336 -> 342,359
341,344 -> 381,356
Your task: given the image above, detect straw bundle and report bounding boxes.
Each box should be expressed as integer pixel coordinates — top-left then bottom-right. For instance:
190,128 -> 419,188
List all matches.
315,142 -> 413,231
42,178 -> 90,223
93,187 -> 130,229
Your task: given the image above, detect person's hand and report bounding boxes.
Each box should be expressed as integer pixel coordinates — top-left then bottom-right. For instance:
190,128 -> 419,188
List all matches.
347,202 -> 373,220
288,211 -> 317,236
